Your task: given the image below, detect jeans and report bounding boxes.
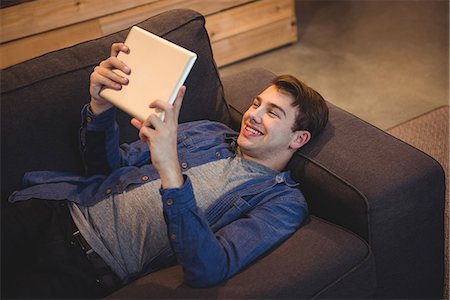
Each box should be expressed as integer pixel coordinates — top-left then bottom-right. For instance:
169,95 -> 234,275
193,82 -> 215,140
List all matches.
1,199 -> 118,299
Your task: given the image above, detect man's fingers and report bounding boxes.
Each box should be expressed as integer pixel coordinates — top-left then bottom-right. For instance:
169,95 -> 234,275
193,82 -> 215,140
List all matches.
147,86 -> 186,123
148,100 -> 170,122
91,71 -> 122,91
132,117 -> 156,144
95,66 -> 129,87
110,43 -> 129,57
130,118 -> 143,130
92,57 -> 130,91
144,113 -> 163,130
133,86 -> 187,139
99,57 -> 131,76
173,86 -> 186,120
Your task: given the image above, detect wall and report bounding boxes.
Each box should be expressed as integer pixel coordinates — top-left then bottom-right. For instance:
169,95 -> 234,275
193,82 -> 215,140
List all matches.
0,0 -> 298,69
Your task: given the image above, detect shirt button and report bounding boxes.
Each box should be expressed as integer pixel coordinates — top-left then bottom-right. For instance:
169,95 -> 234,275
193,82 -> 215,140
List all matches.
181,162 -> 188,169
275,175 -> 284,183
105,188 -> 112,195
167,198 -> 174,206
215,151 -> 221,158
142,175 -> 149,181
86,116 -> 92,123
170,233 -> 177,241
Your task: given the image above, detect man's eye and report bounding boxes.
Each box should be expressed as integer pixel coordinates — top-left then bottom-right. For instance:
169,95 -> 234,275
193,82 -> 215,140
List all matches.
252,102 -> 260,107
269,111 -> 279,117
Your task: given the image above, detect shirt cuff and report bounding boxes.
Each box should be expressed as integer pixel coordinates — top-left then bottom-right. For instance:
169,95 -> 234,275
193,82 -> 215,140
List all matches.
160,175 -> 197,217
81,104 -> 116,131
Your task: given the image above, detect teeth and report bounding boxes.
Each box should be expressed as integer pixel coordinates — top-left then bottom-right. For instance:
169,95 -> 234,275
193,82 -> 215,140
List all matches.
246,126 -> 262,135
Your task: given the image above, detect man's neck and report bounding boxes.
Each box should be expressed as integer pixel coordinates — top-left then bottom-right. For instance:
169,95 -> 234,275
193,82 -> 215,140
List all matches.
236,147 -> 288,172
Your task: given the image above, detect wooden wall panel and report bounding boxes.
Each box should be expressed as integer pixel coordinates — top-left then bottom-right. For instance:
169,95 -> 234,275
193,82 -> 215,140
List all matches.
212,17 -> 297,67
0,0 -> 297,69
0,20 -> 103,68
0,0 -> 157,43
206,0 -> 294,43
98,0 -> 252,36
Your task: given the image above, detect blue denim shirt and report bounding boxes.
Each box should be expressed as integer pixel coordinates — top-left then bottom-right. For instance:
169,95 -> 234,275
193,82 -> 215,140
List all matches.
9,105 -> 309,287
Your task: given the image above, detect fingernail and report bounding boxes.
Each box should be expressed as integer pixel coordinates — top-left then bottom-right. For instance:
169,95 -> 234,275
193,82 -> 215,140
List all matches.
124,66 -> 131,73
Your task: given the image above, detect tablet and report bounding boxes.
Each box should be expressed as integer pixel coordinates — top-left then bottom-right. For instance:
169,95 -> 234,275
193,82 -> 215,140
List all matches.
99,26 -> 197,122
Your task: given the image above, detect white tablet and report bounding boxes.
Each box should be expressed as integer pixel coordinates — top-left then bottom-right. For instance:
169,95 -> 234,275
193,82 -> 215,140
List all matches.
99,26 -> 197,122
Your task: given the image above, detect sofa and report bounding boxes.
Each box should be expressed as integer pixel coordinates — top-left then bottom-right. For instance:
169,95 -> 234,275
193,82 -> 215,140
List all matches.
1,9 -> 445,299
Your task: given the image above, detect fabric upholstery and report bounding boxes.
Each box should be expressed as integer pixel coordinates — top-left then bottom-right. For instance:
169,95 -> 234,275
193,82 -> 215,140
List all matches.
1,8 -> 445,299
107,217 -> 376,299
223,68 -> 445,298
1,9 -> 230,201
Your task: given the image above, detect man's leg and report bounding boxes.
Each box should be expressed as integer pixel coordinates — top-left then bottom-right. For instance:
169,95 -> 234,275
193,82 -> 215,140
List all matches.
1,199 -> 111,299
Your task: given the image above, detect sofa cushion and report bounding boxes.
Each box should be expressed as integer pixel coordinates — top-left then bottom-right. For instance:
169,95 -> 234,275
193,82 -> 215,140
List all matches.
106,216 -> 376,299
1,9 -> 230,201
222,68 -> 445,298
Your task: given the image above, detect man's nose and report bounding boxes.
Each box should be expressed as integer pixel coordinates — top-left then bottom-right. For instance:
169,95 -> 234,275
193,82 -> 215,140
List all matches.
250,108 -> 262,123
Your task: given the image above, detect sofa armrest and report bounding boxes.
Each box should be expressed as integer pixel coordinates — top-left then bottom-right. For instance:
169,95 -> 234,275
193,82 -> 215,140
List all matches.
222,68 -> 445,298
294,103 -> 445,298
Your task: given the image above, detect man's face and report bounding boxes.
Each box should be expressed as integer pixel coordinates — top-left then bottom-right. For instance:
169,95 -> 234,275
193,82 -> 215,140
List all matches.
237,85 -> 307,169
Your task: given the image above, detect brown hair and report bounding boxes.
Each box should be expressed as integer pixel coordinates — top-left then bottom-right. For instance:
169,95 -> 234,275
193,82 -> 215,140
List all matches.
272,75 -> 329,138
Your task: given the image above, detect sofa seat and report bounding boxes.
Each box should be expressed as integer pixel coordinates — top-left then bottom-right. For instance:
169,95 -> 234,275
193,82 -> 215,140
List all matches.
107,216 -> 375,299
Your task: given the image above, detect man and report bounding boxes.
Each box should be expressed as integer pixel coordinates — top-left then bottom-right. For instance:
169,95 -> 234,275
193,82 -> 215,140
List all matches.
2,43 -> 329,299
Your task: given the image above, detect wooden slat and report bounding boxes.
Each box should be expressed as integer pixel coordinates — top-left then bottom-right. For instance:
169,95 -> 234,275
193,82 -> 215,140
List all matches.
99,0 -> 253,36
0,0 -> 157,43
0,20 -> 103,69
99,0 -> 185,35
206,0 -> 294,43
212,16 -> 297,67
0,0 -> 297,69
0,0 -> 256,68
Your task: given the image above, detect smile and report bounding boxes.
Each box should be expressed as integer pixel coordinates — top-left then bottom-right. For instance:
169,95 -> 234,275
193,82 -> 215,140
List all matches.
244,125 -> 264,136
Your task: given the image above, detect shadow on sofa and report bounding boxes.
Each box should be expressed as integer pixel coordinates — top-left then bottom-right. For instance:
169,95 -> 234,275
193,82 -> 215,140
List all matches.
1,9 -> 445,299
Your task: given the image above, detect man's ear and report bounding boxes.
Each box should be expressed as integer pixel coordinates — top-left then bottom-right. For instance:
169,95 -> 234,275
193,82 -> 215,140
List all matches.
290,130 -> 311,150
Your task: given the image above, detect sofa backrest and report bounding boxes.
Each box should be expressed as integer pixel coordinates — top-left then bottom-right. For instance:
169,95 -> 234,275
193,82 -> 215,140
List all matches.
1,9 -> 230,201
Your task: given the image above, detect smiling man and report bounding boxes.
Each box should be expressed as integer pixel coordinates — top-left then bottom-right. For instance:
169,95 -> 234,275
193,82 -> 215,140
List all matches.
239,83 -> 313,171
4,44 -> 329,299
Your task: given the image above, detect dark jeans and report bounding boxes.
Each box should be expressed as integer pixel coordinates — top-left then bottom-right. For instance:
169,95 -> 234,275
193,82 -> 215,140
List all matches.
1,199 -> 117,299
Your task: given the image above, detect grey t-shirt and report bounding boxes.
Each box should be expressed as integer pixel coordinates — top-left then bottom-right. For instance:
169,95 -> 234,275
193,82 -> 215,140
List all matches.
70,155 -> 277,281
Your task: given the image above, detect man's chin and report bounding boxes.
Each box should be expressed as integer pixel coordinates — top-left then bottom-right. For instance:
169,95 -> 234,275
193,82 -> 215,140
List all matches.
236,139 -> 257,154
236,135 -> 251,149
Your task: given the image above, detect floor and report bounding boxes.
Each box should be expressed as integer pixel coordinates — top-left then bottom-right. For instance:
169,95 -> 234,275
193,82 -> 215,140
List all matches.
219,0 -> 449,130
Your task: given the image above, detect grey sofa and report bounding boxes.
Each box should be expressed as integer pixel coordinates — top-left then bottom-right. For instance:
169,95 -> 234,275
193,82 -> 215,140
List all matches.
1,9 -> 445,299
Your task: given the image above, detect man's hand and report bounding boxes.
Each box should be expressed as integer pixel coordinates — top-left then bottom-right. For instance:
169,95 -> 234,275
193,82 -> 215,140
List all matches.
131,86 -> 186,189
89,43 -> 130,115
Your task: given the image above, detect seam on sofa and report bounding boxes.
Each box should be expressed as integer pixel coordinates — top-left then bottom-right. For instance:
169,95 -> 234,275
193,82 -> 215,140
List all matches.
333,103 -> 446,183
295,151 -> 372,244
342,103 -> 447,182
388,131 -> 446,183
386,125 -> 447,178
309,215 -> 376,299
1,10 -> 204,94
1,64 -> 97,95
